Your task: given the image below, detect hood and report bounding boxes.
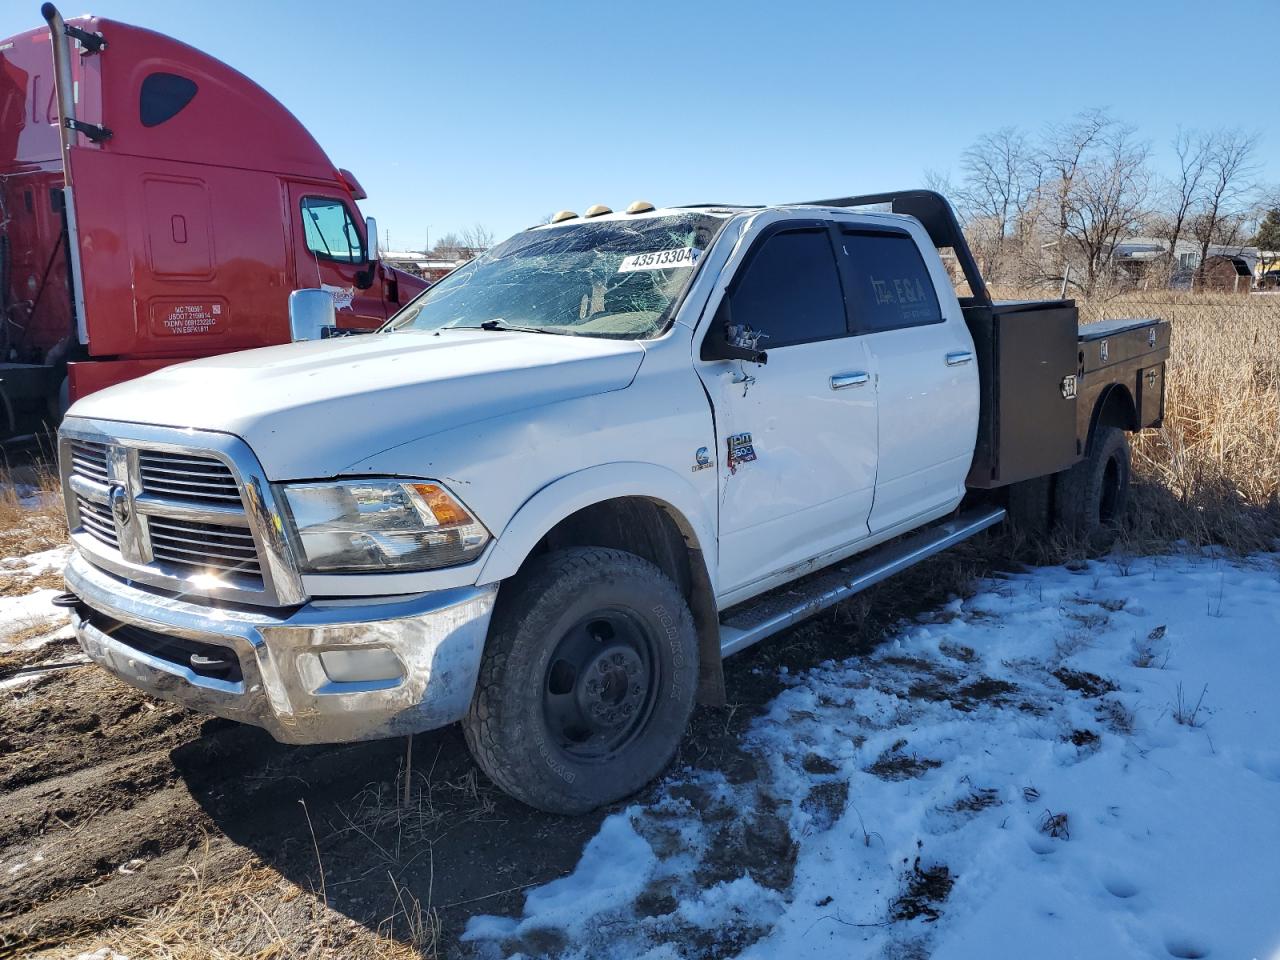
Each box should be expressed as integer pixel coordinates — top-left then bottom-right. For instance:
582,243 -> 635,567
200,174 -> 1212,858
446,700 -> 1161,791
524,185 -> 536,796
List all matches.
70,330 -> 645,478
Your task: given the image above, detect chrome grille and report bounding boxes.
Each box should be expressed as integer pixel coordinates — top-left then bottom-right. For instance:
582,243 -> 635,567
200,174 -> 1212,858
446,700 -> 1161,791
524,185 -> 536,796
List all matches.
148,517 -> 262,577
139,451 -> 241,504
61,434 -> 271,595
75,494 -> 119,549
68,439 -> 109,484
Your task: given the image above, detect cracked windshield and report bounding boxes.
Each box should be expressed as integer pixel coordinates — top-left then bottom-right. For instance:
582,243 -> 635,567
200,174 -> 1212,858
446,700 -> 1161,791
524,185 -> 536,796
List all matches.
384,212 -> 730,339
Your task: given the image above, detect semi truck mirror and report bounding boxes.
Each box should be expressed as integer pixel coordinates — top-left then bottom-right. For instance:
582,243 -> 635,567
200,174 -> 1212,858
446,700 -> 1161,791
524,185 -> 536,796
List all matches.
288,289 -> 336,342
354,216 -> 380,290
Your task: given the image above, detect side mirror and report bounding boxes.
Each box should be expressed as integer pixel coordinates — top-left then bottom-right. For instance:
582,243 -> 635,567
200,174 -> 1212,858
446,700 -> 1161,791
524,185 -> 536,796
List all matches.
700,298 -> 768,365
355,216 -> 380,290
288,288 -> 336,342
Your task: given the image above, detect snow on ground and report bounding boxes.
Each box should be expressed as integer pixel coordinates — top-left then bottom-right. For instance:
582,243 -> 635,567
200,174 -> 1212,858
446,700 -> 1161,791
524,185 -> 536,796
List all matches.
0,545 -> 72,643
464,553 -> 1280,960
0,545 -> 74,689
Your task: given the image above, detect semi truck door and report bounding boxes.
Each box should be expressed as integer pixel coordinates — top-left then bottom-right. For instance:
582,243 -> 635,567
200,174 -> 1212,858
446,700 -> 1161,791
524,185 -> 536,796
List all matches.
287,185 -> 387,329
696,225 -> 877,596
836,228 -> 979,534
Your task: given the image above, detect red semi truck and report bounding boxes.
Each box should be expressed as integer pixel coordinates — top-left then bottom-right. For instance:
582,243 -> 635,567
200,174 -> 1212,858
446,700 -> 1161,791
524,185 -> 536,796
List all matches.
0,5 -> 426,433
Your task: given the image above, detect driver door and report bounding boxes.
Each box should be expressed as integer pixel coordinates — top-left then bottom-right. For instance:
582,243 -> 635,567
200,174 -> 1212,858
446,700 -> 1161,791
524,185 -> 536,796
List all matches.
286,184 -> 386,329
696,223 -> 878,600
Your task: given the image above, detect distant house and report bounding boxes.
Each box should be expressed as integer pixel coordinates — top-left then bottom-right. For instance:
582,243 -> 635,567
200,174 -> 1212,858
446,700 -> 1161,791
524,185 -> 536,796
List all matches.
1112,237 -> 1259,291
380,250 -> 468,285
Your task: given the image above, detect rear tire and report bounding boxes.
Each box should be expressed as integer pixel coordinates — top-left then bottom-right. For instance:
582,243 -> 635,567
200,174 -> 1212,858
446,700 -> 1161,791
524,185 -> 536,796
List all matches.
462,547 -> 699,814
1054,426 -> 1131,535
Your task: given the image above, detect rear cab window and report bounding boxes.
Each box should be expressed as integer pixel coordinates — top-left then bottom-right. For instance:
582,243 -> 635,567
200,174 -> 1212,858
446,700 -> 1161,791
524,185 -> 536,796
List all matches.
839,230 -> 942,332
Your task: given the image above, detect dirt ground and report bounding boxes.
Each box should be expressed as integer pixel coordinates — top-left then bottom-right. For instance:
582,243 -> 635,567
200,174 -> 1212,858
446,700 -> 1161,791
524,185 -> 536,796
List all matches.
0,548 -> 991,960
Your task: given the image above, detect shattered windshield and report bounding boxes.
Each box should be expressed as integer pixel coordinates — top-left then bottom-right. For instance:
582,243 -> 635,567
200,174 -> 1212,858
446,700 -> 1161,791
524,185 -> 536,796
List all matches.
383,213 -> 729,340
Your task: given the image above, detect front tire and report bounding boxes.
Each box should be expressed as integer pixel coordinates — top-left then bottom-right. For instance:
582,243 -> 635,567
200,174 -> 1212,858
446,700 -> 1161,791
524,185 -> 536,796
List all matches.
462,547 -> 699,814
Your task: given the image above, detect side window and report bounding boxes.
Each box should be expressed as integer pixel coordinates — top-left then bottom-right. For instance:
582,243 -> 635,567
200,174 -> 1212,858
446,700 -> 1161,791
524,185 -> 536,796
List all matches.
729,229 -> 846,348
840,232 -> 942,332
139,72 -> 198,127
300,197 -> 364,263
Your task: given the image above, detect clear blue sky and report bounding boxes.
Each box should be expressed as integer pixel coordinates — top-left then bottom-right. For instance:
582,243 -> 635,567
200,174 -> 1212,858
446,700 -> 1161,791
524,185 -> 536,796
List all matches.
5,0 -> 1274,250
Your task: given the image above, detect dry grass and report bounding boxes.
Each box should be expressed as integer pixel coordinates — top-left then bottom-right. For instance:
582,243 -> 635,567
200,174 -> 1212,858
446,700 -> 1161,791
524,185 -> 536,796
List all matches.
0,461 -> 66,558
37,856 -> 426,960
993,288 -> 1280,552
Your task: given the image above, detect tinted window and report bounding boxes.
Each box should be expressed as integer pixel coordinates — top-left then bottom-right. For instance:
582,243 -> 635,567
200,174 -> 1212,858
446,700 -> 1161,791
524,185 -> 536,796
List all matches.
840,232 -> 942,331
139,73 -> 198,127
300,197 -> 364,263
730,229 -> 846,348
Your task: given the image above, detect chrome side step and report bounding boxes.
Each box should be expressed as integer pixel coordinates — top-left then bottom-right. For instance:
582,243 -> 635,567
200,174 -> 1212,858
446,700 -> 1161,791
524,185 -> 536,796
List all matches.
718,506 -> 1006,657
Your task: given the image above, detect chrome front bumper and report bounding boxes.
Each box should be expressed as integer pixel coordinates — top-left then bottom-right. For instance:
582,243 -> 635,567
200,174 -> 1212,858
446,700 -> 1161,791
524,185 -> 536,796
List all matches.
66,552 -> 498,744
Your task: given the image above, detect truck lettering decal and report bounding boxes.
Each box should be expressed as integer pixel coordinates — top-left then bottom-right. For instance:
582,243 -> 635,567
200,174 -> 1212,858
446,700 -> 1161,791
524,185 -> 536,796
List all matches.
150,301 -> 226,336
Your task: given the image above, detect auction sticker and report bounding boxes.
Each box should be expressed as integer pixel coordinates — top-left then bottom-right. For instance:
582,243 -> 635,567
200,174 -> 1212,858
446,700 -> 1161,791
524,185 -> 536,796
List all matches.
618,247 -> 701,273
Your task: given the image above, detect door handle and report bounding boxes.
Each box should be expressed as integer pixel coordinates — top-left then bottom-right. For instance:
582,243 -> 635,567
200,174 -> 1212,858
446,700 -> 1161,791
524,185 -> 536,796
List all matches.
830,372 -> 870,390
946,351 -> 973,366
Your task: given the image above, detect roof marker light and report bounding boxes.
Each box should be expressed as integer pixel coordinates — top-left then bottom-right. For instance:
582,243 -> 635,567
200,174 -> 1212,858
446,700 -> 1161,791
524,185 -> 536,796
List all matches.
584,204 -> 612,218
551,210 -> 578,223
626,200 -> 655,214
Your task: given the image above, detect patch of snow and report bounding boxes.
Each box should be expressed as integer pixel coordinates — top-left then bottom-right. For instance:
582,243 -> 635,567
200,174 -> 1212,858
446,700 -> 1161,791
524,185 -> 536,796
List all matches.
465,553 -> 1280,959
0,545 -> 72,646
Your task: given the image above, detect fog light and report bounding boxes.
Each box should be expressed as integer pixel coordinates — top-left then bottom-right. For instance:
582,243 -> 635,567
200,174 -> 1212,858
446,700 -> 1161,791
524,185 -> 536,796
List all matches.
318,648 -> 404,684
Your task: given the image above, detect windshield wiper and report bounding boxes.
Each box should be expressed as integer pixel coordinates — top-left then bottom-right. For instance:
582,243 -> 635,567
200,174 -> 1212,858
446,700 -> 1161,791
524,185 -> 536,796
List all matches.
440,318 -> 574,336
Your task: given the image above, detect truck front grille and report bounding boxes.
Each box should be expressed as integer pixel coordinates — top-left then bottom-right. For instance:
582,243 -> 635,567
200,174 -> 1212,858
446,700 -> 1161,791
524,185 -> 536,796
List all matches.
63,437 -> 268,593
75,493 -> 119,549
68,439 -> 110,484
138,451 -> 242,504
148,517 -> 262,577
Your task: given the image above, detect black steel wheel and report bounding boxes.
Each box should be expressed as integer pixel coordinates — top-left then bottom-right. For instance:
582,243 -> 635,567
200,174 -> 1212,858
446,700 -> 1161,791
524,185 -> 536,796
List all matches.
463,547 -> 699,814
1055,426 -> 1131,535
542,609 -> 660,761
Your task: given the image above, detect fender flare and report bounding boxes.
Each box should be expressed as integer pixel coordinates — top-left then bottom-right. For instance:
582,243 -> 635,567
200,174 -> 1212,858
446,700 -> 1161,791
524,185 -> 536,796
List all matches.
476,461 -> 718,592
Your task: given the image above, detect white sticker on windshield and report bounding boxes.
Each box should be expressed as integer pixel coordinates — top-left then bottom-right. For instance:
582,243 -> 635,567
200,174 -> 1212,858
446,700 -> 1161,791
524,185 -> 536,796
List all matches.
617,247 -> 702,273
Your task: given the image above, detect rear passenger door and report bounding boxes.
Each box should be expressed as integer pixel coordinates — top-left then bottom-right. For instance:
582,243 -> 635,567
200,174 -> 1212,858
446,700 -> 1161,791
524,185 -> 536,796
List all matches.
697,223 -> 877,598
836,227 -> 978,534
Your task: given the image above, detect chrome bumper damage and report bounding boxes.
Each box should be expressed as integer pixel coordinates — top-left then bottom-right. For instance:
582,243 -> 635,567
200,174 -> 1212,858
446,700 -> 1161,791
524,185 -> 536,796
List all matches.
65,552 -> 497,744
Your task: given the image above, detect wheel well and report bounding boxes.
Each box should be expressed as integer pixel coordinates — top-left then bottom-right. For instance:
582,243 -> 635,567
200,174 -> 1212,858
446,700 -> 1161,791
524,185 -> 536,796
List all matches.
1088,384 -> 1137,450
524,497 -> 724,706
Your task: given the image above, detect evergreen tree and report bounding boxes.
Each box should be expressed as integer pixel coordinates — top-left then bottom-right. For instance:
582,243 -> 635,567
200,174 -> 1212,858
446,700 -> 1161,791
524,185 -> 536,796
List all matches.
1253,208 -> 1280,250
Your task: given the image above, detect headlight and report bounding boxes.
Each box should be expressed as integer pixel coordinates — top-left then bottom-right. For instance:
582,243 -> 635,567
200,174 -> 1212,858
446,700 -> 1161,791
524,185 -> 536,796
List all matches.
278,480 -> 489,573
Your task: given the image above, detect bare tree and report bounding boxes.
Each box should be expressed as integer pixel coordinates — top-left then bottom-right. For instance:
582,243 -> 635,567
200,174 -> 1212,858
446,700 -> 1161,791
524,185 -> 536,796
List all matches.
1056,120 -> 1152,293
1039,109 -> 1113,282
1191,128 -> 1260,286
459,223 -> 495,253
952,128 -> 1039,282
1155,128 -> 1211,273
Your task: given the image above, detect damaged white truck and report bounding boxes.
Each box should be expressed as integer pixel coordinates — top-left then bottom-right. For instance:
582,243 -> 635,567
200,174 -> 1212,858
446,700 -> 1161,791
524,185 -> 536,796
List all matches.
58,191 -> 1170,813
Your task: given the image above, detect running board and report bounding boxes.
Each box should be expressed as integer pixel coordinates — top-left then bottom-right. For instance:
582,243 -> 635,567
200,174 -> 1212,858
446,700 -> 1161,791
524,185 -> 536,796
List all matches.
718,506 -> 1006,657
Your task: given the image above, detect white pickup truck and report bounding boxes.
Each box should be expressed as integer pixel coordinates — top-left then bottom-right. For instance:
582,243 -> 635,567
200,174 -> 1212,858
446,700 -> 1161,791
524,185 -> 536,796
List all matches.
57,191 -> 1169,813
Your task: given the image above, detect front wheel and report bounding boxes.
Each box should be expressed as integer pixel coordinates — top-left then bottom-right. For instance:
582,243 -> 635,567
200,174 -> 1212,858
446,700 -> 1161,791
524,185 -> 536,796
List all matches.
462,547 -> 699,814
